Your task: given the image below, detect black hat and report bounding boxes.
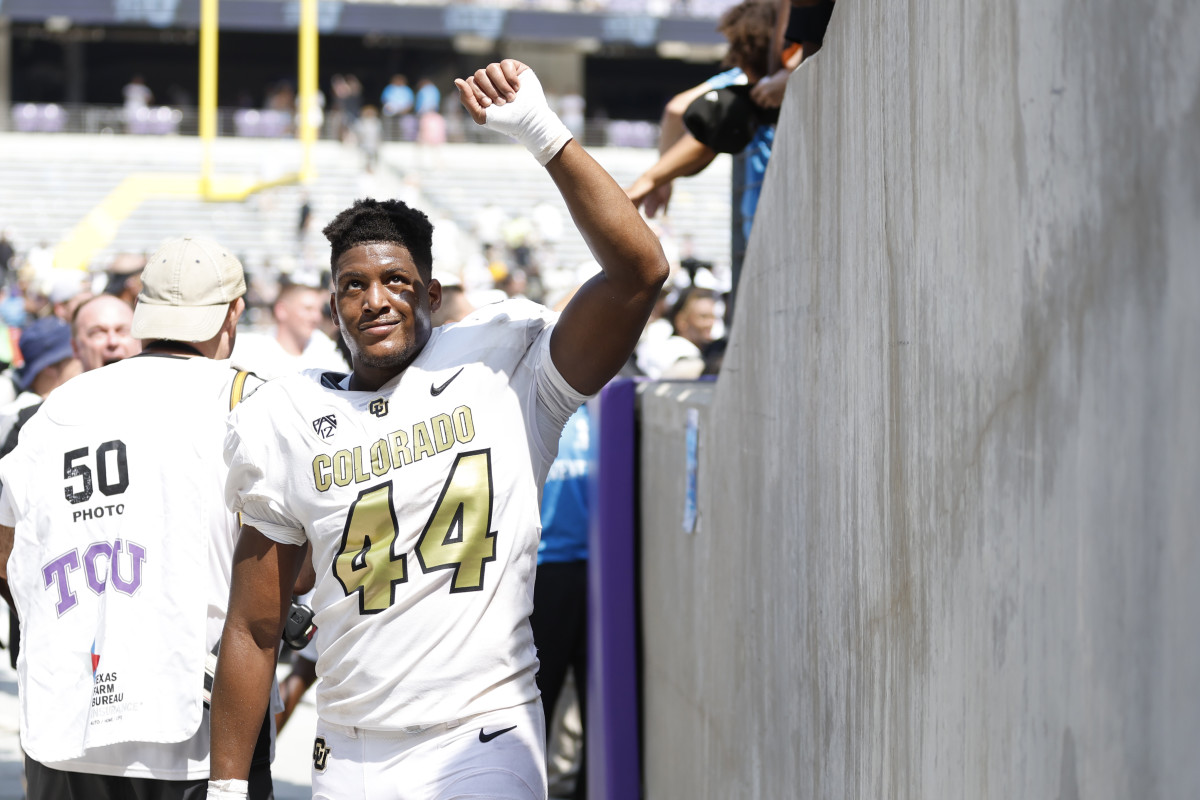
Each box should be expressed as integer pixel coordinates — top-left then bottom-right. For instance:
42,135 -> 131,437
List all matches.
682,84 -> 779,154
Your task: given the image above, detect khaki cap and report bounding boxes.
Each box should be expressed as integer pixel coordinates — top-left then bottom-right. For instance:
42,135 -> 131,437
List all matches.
132,236 -> 246,342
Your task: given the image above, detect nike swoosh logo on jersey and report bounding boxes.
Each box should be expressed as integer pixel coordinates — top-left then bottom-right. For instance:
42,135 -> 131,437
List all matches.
478,725 -> 517,743
430,367 -> 465,396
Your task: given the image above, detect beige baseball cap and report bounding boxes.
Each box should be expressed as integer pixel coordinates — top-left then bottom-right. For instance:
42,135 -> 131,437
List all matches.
132,236 -> 246,342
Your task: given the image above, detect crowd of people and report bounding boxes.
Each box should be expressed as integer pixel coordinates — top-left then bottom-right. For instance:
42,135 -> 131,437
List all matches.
0,2 -> 843,795
254,69 -> 591,160
0,3 -> 835,786
0,0 -> 830,786
100,66 -> 593,154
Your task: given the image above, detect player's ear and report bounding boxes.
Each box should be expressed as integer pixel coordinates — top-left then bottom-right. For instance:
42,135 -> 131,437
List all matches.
427,278 -> 442,313
329,293 -> 342,332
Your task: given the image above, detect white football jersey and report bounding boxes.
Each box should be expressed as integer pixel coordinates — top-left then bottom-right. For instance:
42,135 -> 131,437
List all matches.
0,355 -> 259,777
230,328 -> 349,381
226,299 -> 587,730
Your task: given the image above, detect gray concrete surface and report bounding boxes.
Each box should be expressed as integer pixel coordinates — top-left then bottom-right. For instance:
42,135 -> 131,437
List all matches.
637,0 -> 1200,797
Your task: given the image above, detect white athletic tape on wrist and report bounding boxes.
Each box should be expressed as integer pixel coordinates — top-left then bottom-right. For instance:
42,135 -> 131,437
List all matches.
206,778 -> 249,799
482,69 -> 573,166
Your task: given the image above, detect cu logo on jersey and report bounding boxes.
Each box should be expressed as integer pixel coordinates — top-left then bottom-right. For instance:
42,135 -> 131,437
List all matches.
369,397 -> 389,417
312,414 -> 337,439
313,736 -> 331,772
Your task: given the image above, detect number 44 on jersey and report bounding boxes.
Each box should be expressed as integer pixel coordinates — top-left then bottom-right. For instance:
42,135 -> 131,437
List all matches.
333,449 -> 497,614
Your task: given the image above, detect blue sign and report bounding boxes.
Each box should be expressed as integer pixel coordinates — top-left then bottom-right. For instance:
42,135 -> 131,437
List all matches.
683,407 -> 699,533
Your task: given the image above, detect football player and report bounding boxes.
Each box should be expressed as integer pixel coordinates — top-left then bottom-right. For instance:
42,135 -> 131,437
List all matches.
207,60 -> 668,800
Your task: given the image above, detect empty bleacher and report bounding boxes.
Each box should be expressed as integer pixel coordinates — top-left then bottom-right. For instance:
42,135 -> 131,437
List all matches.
0,134 -> 363,279
0,132 -> 731,291
391,141 -> 732,284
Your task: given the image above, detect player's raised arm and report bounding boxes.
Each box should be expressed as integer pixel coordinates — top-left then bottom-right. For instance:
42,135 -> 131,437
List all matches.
456,60 -> 670,396
208,526 -> 304,796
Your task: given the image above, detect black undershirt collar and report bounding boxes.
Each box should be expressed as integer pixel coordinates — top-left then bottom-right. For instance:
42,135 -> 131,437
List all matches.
136,341 -> 206,358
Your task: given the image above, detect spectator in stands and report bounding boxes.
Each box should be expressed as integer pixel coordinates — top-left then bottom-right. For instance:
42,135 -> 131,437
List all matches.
105,253 -> 146,307
265,82 -> 298,135
637,284 -> 674,357
123,74 -> 154,128
381,74 -> 414,139
71,294 -> 141,371
419,101 -> 447,139
0,317 -> 81,449
414,77 -> 441,116
47,270 -> 92,324
356,105 -> 383,170
443,99 -> 469,143
417,106 -> 447,164
231,279 -> 349,380
636,286 -> 717,378
0,231 -> 14,287
625,0 -> 778,239
678,236 -> 715,285
2,280 -> 28,356
297,192 -> 313,240
14,265 -> 50,323
504,215 -> 536,272
331,74 -> 363,141
266,82 -> 296,113
499,268 -> 530,301
483,242 -> 509,283
343,74 -> 363,127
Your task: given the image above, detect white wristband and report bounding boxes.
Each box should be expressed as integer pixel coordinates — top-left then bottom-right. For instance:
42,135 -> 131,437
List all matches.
207,778 -> 249,799
482,69 -> 573,166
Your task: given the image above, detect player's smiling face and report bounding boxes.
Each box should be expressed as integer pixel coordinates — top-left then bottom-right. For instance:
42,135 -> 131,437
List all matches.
332,241 -> 442,391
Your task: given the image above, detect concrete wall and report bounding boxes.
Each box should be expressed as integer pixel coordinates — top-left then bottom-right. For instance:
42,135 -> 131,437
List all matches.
637,0 -> 1199,797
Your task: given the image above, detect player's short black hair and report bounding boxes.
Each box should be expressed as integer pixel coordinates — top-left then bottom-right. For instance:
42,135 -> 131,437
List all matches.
322,198 -> 434,281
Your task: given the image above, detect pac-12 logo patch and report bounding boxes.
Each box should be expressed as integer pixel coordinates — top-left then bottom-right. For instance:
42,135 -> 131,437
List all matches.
369,397 -> 389,417
312,415 -> 337,438
313,736 -> 331,772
